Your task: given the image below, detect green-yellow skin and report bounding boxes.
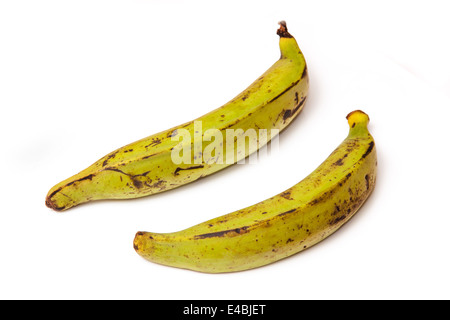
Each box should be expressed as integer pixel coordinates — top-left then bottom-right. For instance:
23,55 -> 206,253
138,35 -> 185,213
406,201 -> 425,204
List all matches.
45,22 -> 309,211
133,111 -> 377,273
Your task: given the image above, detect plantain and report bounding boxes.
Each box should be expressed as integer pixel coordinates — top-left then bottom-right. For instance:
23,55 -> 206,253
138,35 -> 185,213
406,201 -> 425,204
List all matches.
45,21 -> 309,211
133,110 -> 377,273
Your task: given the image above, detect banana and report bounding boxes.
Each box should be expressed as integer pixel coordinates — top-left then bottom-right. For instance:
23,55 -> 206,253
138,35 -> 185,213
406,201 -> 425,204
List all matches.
46,21 -> 309,211
133,110 -> 377,273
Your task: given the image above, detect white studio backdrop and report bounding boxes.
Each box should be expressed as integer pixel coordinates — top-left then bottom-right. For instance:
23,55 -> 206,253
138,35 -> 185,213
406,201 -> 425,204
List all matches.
0,0 -> 449,299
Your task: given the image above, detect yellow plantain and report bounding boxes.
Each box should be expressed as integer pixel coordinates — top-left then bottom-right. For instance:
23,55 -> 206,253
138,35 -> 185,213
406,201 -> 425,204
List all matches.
46,21 -> 309,211
133,110 -> 377,273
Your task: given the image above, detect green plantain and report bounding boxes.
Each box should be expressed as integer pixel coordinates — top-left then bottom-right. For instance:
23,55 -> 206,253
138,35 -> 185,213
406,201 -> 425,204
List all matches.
133,110 -> 377,273
46,21 -> 309,211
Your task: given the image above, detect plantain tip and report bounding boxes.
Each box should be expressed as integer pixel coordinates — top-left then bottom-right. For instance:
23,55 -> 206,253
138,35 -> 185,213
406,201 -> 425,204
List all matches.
45,194 -> 65,212
277,20 -> 292,38
346,110 -> 370,128
133,231 -> 146,252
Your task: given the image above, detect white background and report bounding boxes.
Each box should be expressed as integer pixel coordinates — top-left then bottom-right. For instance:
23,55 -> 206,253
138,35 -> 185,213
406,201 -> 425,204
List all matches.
1,0 -> 449,300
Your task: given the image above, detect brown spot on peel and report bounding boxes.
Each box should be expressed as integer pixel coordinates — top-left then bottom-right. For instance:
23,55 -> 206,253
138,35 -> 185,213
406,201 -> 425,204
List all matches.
194,227 -> 249,239
65,174 -> 94,187
102,151 -> 119,167
278,209 -> 296,217
145,138 -> 162,148
268,79 -> 301,105
103,168 -> 154,190
330,214 -> 347,225
174,165 -> 205,176
282,96 -> 306,122
362,141 -> 374,159
280,191 -> 293,200
301,66 -> 308,79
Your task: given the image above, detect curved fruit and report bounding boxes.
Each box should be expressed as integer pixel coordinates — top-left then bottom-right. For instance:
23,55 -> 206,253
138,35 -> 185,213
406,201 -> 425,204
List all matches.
133,110 -> 377,273
46,21 -> 309,211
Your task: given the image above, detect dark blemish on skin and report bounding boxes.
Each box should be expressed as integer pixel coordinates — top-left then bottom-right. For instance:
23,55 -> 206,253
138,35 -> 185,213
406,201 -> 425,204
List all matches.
333,153 -> 348,166
104,167 -> 129,175
330,215 -> 347,225
267,79 -> 301,104
167,129 -> 178,138
283,96 -> 306,121
301,66 -> 308,79
103,168 -> 152,190
142,153 -> 158,160
102,151 -> 119,167
365,174 -> 370,190
221,118 -> 242,130
286,238 -> 294,244
147,180 -> 166,191
293,96 -> 306,113
278,209 -> 296,217
362,141 -> 375,159
261,212 -> 267,214
280,191 -> 293,200
174,165 -> 204,176
352,122 -> 356,128
283,109 -> 292,121
132,178 -> 143,189
194,227 -> 249,239
145,138 -> 162,148
66,174 -> 94,187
